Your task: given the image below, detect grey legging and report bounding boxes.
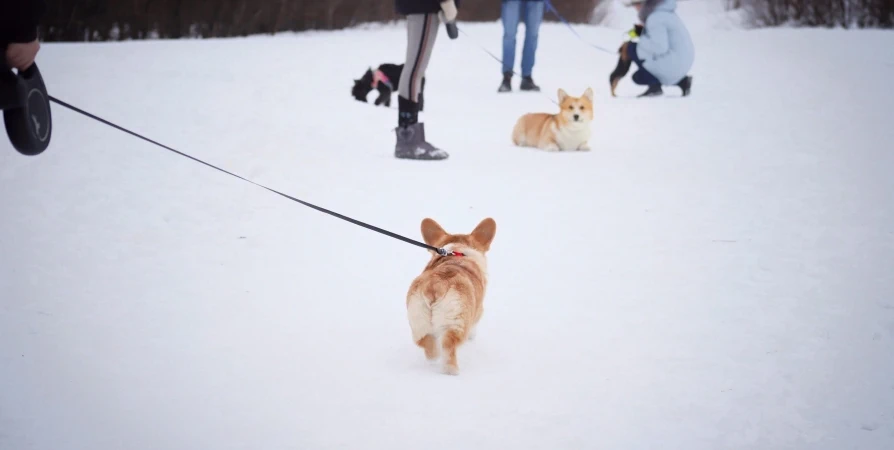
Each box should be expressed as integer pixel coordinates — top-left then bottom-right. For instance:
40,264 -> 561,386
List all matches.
398,13 -> 440,103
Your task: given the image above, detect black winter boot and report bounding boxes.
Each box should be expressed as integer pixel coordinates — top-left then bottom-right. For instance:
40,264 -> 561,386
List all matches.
677,75 -> 692,97
637,84 -> 663,98
395,96 -> 448,160
498,72 -> 512,93
520,76 -> 540,92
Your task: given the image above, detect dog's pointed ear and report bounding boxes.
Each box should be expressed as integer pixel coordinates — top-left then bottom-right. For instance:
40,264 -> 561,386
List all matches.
470,218 -> 496,251
557,88 -> 568,103
421,218 -> 448,247
583,87 -> 594,102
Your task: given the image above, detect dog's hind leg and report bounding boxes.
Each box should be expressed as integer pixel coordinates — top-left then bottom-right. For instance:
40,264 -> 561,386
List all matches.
375,86 -> 391,106
431,292 -> 468,375
609,42 -> 632,97
511,121 -> 525,147
407,293 -> 438,360
417,335 -> 438,360
440,329 -> 464,375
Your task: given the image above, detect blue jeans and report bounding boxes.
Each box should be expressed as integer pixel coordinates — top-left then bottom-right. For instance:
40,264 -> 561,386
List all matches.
627,42 -> 661,86
501,1 -> 544,77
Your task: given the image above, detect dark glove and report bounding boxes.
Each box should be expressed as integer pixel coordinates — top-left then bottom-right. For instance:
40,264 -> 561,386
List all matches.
627,24 -> 643,39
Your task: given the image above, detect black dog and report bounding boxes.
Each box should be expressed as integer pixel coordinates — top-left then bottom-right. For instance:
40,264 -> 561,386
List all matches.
351,63 -> 424,110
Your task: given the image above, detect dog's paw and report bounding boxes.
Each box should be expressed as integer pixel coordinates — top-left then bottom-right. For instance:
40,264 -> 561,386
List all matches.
578,143 -> 591,151
467,327 -> 477,341
442,364 -> 460,376
542,144 -> 561,152
424,347 -> 440,361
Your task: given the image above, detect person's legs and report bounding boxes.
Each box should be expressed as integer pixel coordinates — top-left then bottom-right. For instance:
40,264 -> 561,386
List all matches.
631,69 -> 660,85
395,13 -> 447,160
399,13 -> 438,108
498,1 -> 521,92
520,0 -> 543,79
501,2 -> 521,75
627,42 -> 662,97
628,43 -> 693,97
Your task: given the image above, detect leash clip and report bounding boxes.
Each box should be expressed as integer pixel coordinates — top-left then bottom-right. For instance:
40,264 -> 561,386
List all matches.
437,247 -> 464,257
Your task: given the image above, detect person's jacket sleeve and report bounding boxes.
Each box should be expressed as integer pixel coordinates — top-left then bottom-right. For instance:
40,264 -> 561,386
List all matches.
0,0 -> 47,44
395,0 -> 462,16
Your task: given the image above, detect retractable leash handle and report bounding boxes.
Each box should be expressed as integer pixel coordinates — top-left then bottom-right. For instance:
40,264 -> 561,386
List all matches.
0,60 -> 53,156
440,0 -> 459,40
445,21 -> 459,39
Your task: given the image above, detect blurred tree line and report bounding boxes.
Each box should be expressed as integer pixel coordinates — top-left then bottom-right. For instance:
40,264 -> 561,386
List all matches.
37,0 -> 601,42
731,0 -> 892,28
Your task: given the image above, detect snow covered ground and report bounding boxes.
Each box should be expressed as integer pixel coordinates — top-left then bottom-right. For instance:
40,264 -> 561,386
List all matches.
2,1 -> 894,449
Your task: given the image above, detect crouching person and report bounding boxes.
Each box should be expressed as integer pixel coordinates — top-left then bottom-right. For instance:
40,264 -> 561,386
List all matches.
625,0 -> 694,97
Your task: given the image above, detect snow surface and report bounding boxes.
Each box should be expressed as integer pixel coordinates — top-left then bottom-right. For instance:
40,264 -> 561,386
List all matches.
2,1 -> 894,449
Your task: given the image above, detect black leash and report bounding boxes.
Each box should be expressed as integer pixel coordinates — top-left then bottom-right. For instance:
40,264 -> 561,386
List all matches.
47,95 -> 454,256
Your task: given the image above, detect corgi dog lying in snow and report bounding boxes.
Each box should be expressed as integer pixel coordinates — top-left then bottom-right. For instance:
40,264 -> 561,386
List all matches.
512,87 -> 594,152
406,217 -> 497,375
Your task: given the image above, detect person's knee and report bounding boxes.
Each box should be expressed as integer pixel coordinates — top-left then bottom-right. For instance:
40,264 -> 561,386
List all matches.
524,27 -> 539,42
632,70 -> 655,86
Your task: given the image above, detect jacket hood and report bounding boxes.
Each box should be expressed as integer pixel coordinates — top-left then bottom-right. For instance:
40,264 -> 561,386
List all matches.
638,0 -> 676,22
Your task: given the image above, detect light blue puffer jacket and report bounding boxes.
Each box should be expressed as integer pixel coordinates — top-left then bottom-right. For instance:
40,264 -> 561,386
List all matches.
635,0 -> 694,85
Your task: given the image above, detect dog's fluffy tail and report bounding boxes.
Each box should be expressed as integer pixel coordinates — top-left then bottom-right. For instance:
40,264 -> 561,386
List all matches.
431,290 -> 467,339
407,290 -> 468,344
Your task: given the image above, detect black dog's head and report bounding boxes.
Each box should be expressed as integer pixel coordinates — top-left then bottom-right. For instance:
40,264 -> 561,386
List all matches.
351,68 -> 375,102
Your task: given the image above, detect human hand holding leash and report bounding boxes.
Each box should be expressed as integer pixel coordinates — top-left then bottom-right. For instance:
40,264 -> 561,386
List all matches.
5,39 -> 41,71
440,0 -> 459,39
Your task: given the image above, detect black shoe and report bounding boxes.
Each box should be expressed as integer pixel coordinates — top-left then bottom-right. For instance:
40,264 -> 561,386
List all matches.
520,76 -> 540,92
637,84 -> 663,97
498,72 -> 512,93
677,75 -> 692,97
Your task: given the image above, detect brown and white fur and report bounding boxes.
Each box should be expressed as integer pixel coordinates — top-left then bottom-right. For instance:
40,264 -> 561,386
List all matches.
405,217 -> 497,375
512,87 -> 594,152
